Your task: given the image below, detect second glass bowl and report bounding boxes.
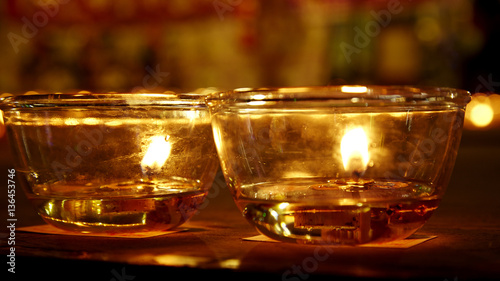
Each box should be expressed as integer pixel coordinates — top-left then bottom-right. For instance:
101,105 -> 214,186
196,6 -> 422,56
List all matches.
206,86 -> 470,245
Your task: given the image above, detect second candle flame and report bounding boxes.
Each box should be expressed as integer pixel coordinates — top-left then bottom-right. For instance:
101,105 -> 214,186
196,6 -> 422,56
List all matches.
141,135 -> 172,173
340,128 -> 370,175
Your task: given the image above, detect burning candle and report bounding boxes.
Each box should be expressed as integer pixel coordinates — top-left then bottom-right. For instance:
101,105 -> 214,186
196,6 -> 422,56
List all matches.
1,92 -> 219,233
340,127 -> 370,179
141,135 -> 172,175
207,85 -> 470,245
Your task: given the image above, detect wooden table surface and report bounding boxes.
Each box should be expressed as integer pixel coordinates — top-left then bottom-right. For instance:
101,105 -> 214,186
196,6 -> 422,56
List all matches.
1,131 -> 500,281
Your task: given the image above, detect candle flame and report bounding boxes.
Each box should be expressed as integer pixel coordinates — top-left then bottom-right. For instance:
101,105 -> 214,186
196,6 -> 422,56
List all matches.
340,128 -> 369,174
141,135 -> 172,173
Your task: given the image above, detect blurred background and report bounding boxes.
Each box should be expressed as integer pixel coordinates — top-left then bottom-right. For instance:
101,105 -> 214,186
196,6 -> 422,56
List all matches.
0,0 -> 498,92
0,0 -> 499,222
1,0 -> 499,133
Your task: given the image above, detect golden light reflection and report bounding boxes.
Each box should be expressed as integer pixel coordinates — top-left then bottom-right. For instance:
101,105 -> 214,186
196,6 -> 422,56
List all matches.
82,118 -> 100,125
341,86 -> 368,94
340,128 -> 370,174
141,135 -> 172,173
154,254 -> 210,267
278,202 -> 289,210
0,110 -> 5,139
248,101 -> 267,106
212,128 -> 223,151
278,87 -> 311,93
64,118 -> 79,126
105,120 -> 123,127
219,259 -> 241,269
184,110 -> 198,120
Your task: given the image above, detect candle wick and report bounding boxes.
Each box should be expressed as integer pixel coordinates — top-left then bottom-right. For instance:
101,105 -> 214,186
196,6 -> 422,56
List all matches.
352,170 -> 362,182
350,170 -> 364,200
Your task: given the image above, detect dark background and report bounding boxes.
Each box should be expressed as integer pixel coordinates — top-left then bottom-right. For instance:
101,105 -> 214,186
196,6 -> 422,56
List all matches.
0,0 -> 499,94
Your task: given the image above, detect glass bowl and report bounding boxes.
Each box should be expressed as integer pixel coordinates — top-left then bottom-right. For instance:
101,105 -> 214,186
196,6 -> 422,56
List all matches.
206,86 -> 470,245
1,92 -> 219,233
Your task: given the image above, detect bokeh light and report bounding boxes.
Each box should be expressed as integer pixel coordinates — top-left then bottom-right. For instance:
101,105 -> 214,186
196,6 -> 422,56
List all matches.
464,94 -> 500,130
470,103 -> 494,127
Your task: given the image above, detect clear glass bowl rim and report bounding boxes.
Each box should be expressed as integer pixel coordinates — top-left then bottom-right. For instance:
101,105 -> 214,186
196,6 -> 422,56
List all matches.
206,85 -> 471,107
0,92 -> 208,110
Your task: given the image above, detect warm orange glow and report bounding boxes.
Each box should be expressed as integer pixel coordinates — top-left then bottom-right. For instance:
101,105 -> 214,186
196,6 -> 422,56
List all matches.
490,94 -> 500,119
465,94 -> 500,129
141,135 -> 172,172
340,128 -> 369,173
470,103 -> 494,127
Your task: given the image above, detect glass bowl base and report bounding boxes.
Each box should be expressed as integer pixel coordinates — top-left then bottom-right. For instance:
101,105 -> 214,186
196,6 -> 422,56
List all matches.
242,199 -> 438,245
237,179 -> 440,245
31,191 -> 206,233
